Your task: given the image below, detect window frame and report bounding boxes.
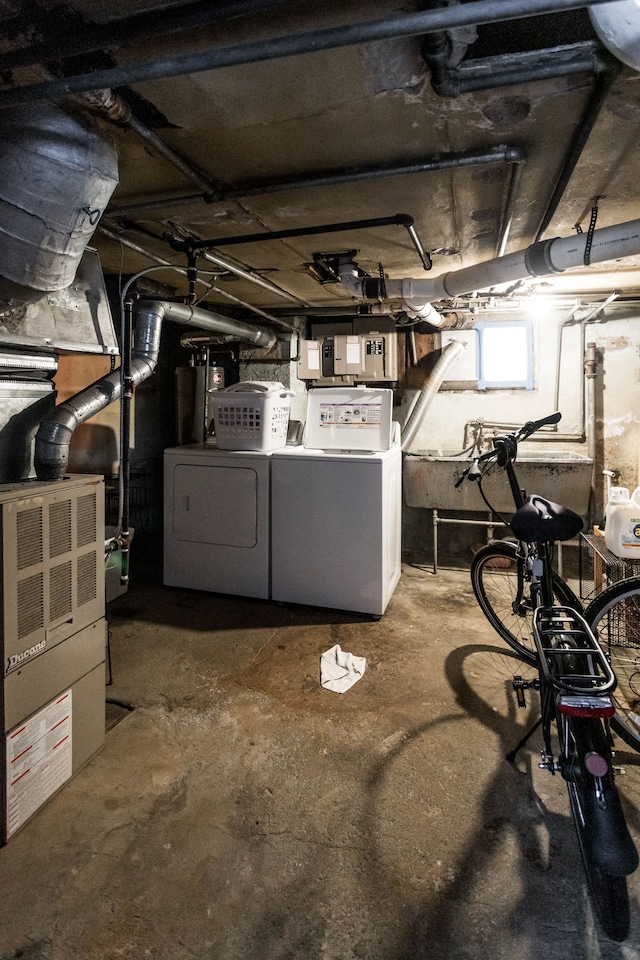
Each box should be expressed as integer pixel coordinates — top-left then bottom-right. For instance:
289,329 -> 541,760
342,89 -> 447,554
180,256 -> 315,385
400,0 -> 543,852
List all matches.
474,319 -> 534,391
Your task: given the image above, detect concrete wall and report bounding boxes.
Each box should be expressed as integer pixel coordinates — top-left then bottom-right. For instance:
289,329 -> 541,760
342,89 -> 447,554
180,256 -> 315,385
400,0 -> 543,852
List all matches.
400,303 -> 640,562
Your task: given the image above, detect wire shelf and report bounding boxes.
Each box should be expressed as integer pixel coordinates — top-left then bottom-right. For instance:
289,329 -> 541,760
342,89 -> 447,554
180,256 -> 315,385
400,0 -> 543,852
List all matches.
579,531 -> 640,602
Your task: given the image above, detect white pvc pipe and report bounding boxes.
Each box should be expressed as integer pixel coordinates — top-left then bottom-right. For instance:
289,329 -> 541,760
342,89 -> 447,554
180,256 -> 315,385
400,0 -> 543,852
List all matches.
340,218 -> 640,305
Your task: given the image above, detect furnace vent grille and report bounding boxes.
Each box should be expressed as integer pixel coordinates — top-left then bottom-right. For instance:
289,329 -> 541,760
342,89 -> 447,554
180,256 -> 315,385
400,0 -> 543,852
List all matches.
17,507 -> 43,569
77,493 -> 96,547
1,477 -> 105,658
77,552 -> 97,606
50,560 -> 72,622
17,571 -> 44,639
49,500 -> 72,557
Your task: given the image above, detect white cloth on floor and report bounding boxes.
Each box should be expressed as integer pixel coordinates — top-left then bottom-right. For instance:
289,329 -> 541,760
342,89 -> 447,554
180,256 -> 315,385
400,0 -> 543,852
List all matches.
320,643 -> 366,694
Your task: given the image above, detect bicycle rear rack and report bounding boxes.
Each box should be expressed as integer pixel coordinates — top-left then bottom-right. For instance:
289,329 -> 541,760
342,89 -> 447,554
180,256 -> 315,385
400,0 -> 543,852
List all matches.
533,605 -> 617,696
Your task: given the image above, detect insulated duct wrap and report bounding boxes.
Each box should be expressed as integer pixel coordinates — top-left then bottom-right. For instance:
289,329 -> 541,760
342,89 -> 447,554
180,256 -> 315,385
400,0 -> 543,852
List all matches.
0,103 -> 118,307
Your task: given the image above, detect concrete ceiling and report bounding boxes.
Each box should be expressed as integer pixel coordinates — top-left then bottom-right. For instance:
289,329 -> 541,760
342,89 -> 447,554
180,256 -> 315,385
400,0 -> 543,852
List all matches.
3,0 -> 640,320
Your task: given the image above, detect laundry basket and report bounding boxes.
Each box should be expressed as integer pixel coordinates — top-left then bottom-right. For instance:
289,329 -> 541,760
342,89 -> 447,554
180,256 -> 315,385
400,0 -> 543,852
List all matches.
210,381 -> 292,451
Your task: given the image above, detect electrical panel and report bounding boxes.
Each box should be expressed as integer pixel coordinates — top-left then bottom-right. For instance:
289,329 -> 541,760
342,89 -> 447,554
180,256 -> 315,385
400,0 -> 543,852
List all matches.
298,326 -> 398,384
333,335 -> 363,376
361,333 -> 398,381
298,340 -> 321,380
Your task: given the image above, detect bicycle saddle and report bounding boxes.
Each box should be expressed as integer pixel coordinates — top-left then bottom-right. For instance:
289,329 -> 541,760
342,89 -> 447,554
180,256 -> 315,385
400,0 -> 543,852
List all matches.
511,495 -> 583,542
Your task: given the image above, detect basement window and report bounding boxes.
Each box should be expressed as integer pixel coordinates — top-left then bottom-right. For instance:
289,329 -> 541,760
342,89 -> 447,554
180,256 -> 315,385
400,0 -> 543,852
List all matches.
475,320 -> 533,390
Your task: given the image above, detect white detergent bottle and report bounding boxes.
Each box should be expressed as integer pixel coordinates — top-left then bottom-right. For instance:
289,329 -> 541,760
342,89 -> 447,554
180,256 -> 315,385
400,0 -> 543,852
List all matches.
604,486 -> 640,558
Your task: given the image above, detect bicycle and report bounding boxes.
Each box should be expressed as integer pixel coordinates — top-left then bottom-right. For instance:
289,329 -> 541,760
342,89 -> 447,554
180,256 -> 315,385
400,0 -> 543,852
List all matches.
465,465 -> 640,761
456,411 -> 639,941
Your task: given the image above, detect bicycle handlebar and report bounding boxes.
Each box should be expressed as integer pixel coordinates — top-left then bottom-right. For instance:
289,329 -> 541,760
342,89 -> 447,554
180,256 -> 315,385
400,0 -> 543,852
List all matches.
454,412 -> 562,487
519,411 -> 561,440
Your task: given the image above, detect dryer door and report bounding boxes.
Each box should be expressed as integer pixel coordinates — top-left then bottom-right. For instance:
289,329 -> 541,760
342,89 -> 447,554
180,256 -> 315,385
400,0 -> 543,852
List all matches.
172,464 -> 258,547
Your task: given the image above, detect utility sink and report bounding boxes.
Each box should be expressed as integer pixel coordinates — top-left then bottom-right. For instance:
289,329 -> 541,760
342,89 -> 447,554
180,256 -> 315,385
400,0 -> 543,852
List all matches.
403,449 -> 593,515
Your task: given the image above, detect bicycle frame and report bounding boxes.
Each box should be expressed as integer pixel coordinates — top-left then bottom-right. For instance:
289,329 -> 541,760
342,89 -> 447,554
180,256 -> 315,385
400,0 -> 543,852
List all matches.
502,451 -> 560,612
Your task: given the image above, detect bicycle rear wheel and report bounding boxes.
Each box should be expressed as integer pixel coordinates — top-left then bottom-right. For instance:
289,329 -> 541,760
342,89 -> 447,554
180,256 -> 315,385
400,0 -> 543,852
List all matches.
470,540 -> 579,664
585,577 -> 640,752
562,715 -> 633,941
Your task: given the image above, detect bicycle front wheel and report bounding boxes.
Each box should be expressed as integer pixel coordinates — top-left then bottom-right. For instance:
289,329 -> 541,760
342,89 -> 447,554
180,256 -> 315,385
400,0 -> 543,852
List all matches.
470,540 -> 579,664
585,577 -> 640,752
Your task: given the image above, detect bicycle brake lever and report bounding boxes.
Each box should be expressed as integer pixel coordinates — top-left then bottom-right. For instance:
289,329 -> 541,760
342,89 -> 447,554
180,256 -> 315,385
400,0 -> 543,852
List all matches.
455,459 -> 481,487
468,459 -> 481,480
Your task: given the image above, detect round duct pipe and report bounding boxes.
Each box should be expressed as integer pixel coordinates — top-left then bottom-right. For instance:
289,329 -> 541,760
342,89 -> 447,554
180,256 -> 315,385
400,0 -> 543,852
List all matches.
589,1 -> 640,71
0,103 -> 118,308
34,299 -> 276,480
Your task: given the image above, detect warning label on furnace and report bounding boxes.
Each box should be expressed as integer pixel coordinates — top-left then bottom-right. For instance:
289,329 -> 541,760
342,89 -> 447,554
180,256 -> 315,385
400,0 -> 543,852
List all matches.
6,690 -> 72,839
318,402 -> 382,427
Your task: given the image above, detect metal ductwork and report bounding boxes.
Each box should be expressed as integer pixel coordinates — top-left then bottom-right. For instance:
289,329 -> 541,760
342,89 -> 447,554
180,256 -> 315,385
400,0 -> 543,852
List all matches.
589,0 -> 640,71
338,217 -> 640,308
0,103 -> 118,309
34,300 -> 276,480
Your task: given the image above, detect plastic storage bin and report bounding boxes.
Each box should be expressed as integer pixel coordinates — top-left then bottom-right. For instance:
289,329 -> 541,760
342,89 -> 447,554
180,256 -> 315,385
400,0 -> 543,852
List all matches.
210,381 -> 292,451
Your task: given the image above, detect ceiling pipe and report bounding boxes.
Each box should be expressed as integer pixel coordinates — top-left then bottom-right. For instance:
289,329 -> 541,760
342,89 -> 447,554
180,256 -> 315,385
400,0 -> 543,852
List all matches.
534,60 -> 620,240
107,144 -> 527,218
198,250 -> 306,307
425,40 -> 614,96
496,154 -> 525,258
589,0 -> 640,71
34,299 -> 276,480
81,88 -> 224,198
169,213 -> 432,271
337,217 -> 640,307
109,145 -> 525,260
0,0 -> 623,109
421,25 -> 620,243
100,222 -> 306,308
97,224 -> 296,330
0,0 -> 294,72
182,213 -> 419,248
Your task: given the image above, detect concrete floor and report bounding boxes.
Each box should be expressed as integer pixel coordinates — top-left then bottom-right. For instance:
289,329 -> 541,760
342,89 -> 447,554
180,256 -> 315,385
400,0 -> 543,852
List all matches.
2,551 -> 640,960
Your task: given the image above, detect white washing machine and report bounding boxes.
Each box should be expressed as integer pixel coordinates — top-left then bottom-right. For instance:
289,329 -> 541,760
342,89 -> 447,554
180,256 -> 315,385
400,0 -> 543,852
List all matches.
270,443 -> 402,616
163,443 -> 272,599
